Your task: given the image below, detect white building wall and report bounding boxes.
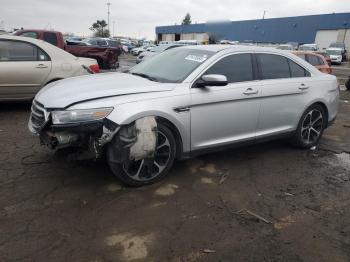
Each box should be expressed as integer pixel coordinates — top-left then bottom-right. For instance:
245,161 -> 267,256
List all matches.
315,29 -> 350,52
315,30 -> 339,50
162,34 -> 175,42
181,33 -> 209,42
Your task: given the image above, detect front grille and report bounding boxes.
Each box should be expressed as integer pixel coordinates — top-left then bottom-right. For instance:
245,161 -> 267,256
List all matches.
30,100 -> 47,133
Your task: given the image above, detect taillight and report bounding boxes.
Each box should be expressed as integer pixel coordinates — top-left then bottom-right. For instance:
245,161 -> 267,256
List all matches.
89,64 -> 100,73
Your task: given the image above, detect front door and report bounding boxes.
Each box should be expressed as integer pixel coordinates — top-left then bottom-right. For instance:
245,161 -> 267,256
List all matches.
0,40 -> 51,99
190,53 -> 261,151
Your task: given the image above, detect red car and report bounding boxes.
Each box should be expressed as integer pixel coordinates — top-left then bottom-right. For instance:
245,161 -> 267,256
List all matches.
293,51 -> 332,74
14,29 -> 120,69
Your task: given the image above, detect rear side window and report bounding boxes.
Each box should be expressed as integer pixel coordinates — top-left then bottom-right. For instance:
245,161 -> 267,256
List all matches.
0,40 -> 37,61
0,40 -> 50,61
97,40 -> 108,46
288,59 -> 309,77
43,32 -> 58,46
306,54 -> 320,66
204,53 -> 254,83
258,54 -> 290,80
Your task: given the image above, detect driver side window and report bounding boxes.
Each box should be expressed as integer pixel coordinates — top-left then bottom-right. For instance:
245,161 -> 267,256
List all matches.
204,53 -> 254,83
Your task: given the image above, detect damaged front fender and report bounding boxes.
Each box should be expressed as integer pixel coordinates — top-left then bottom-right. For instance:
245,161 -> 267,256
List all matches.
107,116 -> 158,164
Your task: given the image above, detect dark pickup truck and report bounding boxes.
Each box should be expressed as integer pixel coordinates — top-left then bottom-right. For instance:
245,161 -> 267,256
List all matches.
14,30 -> 120,69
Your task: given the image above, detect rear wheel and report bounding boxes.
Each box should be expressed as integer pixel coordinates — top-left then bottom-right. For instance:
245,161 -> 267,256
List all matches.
108,123 -> 176,186
291,104 -> 327,149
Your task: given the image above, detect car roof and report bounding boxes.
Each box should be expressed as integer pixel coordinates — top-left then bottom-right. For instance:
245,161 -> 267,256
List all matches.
179,44 -> 293,54
0,34 -> 49,44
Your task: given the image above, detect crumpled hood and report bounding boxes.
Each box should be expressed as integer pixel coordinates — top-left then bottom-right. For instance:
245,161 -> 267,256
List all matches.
36,72 -> 175,108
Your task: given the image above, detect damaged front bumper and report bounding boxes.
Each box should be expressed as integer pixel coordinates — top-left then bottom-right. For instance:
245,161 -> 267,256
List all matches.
30,116 -> 120,159
29,108 -> 158,163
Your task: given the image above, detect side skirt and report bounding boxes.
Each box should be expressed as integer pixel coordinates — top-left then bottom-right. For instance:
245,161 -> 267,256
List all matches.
179,131 -> 295,160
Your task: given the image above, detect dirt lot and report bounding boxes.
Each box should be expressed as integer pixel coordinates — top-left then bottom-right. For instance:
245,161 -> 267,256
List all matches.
1,56 -> 350,262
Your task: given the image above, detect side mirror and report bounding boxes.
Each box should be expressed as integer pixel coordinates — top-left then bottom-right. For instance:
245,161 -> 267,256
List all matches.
196,74 -> 228,88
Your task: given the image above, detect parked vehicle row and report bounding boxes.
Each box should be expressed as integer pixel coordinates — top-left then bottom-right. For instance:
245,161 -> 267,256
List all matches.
0,35 -> 99,100
14,30 -> 121,69
131,44 -> 156,56
28,45 -> 339,186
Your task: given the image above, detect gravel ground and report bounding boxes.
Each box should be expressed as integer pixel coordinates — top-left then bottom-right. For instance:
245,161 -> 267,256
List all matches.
0,55 -> 350,262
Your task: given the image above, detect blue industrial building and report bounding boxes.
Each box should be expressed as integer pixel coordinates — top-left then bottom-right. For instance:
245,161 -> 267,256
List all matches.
155,13 -> 350,47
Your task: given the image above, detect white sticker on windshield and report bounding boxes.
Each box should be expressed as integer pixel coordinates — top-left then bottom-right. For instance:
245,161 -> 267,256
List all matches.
185,54 -> 208,63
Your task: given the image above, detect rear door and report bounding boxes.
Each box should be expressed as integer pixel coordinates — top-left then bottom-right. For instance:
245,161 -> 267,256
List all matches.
256,53 -> 312,138
0,40 -> 51,99
190,53 -> 261,150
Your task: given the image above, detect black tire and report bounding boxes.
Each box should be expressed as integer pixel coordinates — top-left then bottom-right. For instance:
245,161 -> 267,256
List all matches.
107,123 -> 176,187
345,77 -> 350,91
290,104 -> 327,149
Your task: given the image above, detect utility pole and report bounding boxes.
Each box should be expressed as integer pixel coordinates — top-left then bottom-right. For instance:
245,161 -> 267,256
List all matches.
107,2 -> 111,33
113,21 -> 115,37
262,10 -> 266,20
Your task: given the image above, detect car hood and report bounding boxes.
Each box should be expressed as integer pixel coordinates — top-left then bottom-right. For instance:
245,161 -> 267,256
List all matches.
36,72 -> 175,108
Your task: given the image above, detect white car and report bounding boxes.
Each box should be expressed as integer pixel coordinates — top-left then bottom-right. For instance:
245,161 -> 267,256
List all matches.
29,45 -> 339,186
0,35 -> 99,100
326,48 -> 343,65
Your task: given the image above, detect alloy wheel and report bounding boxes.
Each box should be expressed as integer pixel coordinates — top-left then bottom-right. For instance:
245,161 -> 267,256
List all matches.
122,130 -> 171,181
300,109 -> 323,144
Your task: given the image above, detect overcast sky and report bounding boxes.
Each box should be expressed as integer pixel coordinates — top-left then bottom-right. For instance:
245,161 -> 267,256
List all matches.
1,0 -> 349,39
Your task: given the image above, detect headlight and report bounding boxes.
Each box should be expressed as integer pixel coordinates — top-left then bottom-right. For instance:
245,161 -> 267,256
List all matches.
51,107 -> 113,125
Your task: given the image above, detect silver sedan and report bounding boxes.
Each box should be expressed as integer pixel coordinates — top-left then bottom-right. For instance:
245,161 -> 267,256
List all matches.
29,45 -> 339,186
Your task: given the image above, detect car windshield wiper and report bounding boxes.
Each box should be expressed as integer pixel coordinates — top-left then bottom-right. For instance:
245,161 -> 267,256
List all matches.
131,72 -> 158,82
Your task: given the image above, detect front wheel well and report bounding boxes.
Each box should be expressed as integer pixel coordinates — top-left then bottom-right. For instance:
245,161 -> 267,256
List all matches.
156,117 -> 183,159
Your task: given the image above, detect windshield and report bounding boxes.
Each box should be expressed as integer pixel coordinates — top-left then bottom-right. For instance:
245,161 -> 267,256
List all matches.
129,48 -> 214,83
327,49 -> 341,55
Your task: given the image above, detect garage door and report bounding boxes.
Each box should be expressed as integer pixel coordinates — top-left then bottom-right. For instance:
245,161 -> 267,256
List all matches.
315,30 -> 339,50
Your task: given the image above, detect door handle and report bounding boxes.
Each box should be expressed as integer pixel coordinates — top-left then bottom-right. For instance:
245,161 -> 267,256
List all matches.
243,88 -> 258,95
299,83 -> 309,90
36,64 -> 48,69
